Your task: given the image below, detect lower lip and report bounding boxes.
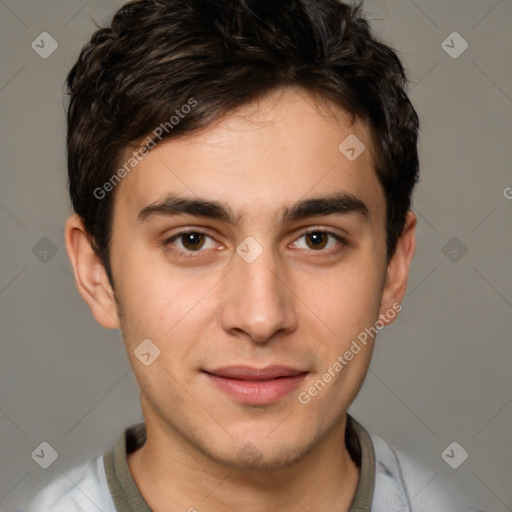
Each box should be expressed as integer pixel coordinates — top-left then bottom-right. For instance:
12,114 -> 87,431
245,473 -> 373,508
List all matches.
204,372 -> 307,405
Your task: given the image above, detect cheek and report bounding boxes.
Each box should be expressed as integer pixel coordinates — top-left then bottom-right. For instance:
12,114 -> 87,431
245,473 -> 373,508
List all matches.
114,251 -> 221,344
297,268 -> 383,409
295,262 -> 384,341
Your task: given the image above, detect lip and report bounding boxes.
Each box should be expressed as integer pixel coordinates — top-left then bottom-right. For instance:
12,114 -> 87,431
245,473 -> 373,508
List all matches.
202,365 -> 308,405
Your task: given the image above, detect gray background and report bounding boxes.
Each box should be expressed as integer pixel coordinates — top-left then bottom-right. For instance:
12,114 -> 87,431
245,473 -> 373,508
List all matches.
1,0 -> 511,510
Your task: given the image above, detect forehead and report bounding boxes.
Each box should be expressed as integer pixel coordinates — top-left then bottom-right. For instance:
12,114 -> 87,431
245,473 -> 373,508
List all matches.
112,87 -> 385,226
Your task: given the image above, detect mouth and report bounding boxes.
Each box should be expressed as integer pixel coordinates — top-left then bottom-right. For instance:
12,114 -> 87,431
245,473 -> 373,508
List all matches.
202,365 -> 309,405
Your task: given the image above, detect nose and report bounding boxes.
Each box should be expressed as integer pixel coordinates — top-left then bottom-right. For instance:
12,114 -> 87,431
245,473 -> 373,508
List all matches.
219,243 -> 298,343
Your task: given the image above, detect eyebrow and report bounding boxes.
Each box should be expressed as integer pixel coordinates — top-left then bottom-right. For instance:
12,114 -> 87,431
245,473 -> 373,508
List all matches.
137,192 -> 369,224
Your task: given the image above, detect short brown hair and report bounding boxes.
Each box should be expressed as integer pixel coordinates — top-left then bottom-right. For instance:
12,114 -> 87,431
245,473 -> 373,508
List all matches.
66,0 -> 419,284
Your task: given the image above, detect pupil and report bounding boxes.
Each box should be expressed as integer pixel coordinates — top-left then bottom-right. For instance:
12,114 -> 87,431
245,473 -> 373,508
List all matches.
183,233 -> 204,250
308,232 -> 327,250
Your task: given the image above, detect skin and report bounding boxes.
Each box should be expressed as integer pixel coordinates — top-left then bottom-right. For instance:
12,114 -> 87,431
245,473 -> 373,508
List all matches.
65,86 -> 416,512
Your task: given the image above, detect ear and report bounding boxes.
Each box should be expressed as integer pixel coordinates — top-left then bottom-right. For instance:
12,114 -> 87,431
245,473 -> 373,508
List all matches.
378,211 -> 416,325
64,214 -> 120,329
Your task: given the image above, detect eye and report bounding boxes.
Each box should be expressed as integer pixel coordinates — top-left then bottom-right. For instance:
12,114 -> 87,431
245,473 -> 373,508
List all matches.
291,229 -> 346,252
165,231 -> 217,252
163,228 -> 347,260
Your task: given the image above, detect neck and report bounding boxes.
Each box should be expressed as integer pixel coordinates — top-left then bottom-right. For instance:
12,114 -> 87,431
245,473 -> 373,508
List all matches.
127,414 -> 360,512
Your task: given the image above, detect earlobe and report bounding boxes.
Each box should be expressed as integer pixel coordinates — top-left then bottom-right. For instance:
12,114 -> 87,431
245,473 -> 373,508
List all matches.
378,211 -> 417,325
64,214 -> 120,330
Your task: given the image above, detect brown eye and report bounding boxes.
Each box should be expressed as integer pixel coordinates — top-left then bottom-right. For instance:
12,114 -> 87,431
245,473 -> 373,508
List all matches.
305,231 -> 329,250
180,232 -> 206,250
291,229 -> 347,254
164,230 -> 218,258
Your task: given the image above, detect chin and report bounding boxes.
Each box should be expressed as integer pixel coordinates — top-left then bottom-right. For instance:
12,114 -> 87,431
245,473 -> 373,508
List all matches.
200,433 -> 319,472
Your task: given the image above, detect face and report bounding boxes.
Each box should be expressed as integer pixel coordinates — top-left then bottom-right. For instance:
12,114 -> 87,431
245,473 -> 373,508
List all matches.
67,86 -> 415,470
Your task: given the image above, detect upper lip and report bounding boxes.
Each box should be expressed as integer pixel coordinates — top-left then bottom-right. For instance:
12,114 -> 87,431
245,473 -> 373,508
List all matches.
203,365 -> 308,381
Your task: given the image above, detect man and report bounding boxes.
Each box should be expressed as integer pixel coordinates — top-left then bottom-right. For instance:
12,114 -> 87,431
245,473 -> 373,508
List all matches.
27,0 -> 482,510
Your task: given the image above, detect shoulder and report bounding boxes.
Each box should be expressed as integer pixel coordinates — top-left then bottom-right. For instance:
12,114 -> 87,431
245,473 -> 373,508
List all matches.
26,455 -> 116,512
369,433 -> 484,512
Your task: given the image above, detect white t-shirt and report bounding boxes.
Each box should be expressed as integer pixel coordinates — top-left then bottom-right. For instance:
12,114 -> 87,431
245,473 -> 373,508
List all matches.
26,416 -> 484,512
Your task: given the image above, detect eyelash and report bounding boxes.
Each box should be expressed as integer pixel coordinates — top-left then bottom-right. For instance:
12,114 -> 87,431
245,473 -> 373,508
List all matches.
163,229 -> 348,260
